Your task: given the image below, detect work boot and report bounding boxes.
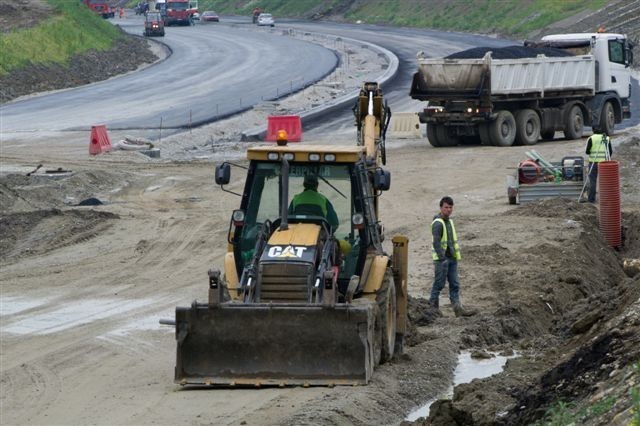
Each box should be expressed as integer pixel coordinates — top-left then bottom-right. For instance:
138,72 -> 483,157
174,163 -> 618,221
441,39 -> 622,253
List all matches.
453,303 -> 477,317
427,300 -> 443,317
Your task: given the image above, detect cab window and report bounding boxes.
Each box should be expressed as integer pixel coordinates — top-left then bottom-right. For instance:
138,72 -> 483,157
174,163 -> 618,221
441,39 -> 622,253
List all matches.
608,39 -> 625,64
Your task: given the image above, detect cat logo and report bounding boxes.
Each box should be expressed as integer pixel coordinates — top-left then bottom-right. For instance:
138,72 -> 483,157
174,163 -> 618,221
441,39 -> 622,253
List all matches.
267,245 -> 307,258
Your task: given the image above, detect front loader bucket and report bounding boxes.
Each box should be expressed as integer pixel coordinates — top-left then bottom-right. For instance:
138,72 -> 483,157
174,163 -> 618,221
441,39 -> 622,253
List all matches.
175,302 -> 375,386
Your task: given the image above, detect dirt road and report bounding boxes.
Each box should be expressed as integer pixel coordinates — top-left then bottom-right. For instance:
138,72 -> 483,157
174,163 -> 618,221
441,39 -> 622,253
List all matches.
2,117 -> 639,424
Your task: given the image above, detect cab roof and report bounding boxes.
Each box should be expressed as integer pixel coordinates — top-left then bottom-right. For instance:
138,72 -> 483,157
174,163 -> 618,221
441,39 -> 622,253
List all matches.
247,144 -> 365,163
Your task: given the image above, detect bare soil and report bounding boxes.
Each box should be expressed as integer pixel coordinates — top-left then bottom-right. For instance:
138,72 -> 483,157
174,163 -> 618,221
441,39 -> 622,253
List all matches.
2,2 -> 640,425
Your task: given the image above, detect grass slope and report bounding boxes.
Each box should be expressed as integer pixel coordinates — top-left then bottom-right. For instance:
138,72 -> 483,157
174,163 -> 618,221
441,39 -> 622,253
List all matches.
0,0 -> 121,75
198,0 -> 609,37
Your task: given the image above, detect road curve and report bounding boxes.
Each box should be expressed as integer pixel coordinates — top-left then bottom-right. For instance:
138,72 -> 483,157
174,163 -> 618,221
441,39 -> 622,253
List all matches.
0,18 -> 338,133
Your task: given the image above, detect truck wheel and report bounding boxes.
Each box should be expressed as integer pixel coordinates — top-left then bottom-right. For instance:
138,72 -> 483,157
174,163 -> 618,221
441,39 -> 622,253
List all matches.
564,105 -> 584,140
515,109 -> 540,145
478,123 -> 492,145
375,270 -> 396,364
597,101 -> 615,136
490,110 -> 516,147
426,124 -> 440,147
540,129 -> 555,140
435,125 -> 459,147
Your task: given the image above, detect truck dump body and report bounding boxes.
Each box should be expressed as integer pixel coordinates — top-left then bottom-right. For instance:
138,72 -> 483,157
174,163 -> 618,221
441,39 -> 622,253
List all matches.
413,53 -> 595,100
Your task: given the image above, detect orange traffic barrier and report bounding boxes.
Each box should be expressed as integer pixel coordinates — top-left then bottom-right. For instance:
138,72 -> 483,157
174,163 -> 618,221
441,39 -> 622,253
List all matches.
266,115 -> 302,142
89,124 -> 112,155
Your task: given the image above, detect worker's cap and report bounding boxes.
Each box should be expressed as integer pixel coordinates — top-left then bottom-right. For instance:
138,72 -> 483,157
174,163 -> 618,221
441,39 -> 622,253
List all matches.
303,174 -> 318,189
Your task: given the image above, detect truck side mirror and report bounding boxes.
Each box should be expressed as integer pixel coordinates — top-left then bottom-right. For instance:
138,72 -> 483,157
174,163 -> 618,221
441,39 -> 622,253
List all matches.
215,163 -> 231,185
373,169 -> 391,191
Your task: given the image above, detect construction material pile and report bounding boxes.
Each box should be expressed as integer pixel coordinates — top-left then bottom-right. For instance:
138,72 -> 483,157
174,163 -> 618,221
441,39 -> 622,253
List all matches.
446,45 -> 573,59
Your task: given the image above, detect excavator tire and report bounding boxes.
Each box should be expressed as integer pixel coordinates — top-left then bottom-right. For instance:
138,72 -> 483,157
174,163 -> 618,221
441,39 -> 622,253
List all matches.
376,268 -> 397,364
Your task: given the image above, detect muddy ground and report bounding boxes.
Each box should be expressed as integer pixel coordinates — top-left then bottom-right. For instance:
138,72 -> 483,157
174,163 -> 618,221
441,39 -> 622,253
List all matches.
2,123 -> 639,425
2,2 -> 640,425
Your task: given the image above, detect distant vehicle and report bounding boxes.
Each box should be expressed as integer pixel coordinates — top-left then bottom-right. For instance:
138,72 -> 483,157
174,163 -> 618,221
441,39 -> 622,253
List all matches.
257,13 -> 274,27
144,11 -> 165,37
83,0 -> 115,19
201,11 -> 219,22
164,0 -> 196,26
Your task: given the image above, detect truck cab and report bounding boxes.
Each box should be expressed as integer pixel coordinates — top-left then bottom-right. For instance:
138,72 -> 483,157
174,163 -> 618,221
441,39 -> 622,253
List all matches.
164,0 -> 195,26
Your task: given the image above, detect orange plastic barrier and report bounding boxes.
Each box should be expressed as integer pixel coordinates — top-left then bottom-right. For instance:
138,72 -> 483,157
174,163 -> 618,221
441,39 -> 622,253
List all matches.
89,125 -> 112,155
266,115 -> 302,142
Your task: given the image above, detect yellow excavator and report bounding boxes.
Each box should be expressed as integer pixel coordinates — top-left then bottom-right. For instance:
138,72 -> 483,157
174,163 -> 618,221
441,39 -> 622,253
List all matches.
172,82 -> 407,386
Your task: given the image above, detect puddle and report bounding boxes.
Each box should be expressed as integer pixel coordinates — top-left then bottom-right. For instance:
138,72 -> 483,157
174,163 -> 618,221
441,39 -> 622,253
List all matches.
0,296 -> 49,316
405,351 -> 518,422
1,298 -> 152,335
100,309 -> 174,338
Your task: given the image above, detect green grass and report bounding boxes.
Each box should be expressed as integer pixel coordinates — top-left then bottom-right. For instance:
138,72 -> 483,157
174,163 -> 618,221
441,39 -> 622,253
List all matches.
194,0 -> 610,38
631,361 -> 640,426
0,0 -> 122,75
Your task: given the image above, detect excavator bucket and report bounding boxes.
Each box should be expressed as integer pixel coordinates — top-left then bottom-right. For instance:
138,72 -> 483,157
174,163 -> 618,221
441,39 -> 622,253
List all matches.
174,302 -> 376,386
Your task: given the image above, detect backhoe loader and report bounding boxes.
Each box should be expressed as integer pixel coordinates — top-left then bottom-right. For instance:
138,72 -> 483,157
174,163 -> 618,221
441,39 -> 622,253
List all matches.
173,82 -> 408,386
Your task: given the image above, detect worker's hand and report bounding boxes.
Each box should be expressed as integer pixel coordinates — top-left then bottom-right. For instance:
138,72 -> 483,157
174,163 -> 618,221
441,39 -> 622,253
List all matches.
439,258 -> 449,270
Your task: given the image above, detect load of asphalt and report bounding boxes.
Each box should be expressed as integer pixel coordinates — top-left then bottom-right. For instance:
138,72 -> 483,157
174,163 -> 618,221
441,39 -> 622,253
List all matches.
446,45 -> 573,59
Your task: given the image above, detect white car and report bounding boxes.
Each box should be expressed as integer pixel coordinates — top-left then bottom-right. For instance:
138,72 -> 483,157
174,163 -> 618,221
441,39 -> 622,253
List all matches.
257,13 -> 274,27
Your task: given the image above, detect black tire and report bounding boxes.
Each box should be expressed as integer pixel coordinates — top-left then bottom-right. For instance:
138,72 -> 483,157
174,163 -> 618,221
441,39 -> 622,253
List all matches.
426,124 -> 440,147
564,104 -> 584,140
540,129 -> 555,140
597,101 -> 615,136
490,110 -> 516,147
435,125 -> 459,147
375,269 -> 397,364
508,195 -> 517,205
478,123 -> 492,146
515,109 -> 541,146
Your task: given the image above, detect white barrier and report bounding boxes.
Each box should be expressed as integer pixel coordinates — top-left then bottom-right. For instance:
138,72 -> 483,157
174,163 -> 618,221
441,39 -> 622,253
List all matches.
389,112 -> 422,139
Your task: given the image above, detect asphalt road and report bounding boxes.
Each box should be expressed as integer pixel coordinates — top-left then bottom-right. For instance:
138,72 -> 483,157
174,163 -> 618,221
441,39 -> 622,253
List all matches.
0,16 -> 338,133
1,15 -> 637,136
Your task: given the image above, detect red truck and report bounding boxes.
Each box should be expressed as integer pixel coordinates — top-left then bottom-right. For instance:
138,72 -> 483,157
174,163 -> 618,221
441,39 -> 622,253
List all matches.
164,0 -> 197,26
83,0 -> 115,19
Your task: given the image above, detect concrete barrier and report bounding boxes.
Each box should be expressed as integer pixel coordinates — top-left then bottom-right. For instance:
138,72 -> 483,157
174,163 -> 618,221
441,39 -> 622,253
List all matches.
389,113 -> 422,139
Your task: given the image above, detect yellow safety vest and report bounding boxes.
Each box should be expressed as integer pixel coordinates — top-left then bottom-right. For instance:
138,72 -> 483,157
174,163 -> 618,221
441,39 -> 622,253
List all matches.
431,218 -> 461,261
588,134 -> 609,163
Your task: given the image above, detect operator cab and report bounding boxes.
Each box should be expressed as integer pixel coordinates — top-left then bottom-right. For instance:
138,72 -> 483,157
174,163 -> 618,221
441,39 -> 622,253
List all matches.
217,145 -> 385,299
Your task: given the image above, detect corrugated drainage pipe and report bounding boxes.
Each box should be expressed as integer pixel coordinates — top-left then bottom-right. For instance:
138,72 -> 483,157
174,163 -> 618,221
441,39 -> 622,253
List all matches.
598,160 -> 621,248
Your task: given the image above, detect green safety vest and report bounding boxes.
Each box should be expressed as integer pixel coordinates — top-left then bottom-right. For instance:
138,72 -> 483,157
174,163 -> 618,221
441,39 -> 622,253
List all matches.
588,134 -> 609,163
291,190 -> 328,217
431,218 -> 461,261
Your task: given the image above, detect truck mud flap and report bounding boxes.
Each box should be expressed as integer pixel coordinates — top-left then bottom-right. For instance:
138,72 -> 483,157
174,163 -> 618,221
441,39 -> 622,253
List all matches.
174,302 -> 375,386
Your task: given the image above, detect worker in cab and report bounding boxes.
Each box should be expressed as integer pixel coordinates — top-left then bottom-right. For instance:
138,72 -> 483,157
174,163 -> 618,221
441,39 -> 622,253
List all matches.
289,174 -> 339,231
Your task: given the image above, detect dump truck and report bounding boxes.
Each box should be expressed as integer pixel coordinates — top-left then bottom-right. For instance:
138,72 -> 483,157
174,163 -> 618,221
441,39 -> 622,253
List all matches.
164,0 -> 196,26
410,32 -> 634,147
172,82 -> 408,386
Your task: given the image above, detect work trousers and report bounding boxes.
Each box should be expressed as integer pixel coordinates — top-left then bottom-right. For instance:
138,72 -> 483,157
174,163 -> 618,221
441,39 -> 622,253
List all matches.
588,162 -> 599,203
429,259 -> 460,306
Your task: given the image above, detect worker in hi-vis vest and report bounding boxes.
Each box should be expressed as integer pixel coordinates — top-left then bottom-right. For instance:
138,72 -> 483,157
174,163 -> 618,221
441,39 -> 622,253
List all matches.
289,174 -> 339,231
585,133 -> 612,203
428,196 -> 476,317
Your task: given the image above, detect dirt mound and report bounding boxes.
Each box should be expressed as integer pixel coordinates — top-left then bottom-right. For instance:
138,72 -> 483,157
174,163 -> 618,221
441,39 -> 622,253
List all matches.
420,204 -> 640,425
0,208 -> 119,262
0,170 -> 130,214
446,45 -> 572,59
0,27 -> 157,103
